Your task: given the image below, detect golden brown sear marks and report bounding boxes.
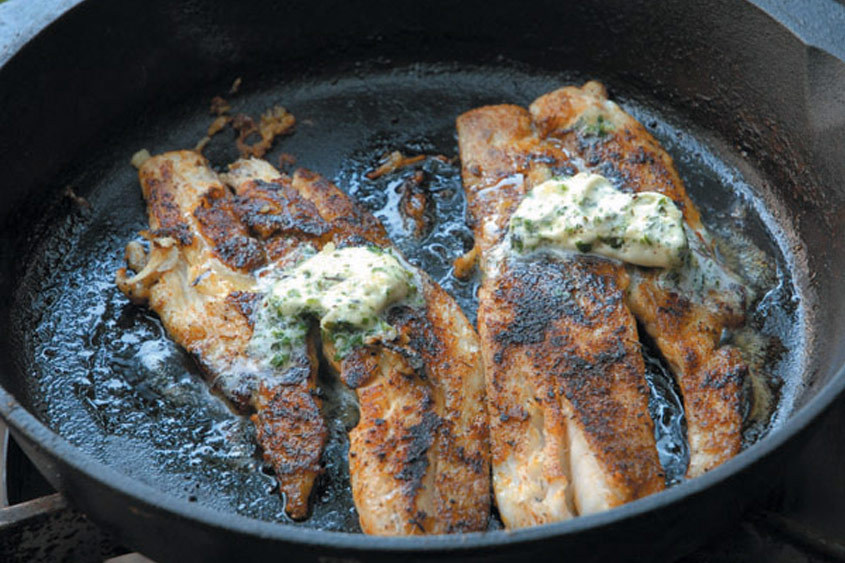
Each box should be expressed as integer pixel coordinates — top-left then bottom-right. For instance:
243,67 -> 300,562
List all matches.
120,151 -> 259,398
485,257 -> 663,513
457,104 -> 578,252
528,81 -> 702,229
290,168 -> 391,248
329,279 -> 489,535
337,340 -> 445,534
116,150 -> 326,520
232,177 -> 330,241
223,158 -> 490,535
192,186 -> 266,272
458,97 -> 664,528
252,334 -> 325,519
625,275 -> 747,476
224,159 -> 390,250
528,82 -> 749,477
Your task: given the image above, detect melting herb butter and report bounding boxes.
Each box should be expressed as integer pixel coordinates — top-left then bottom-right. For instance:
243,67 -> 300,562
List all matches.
250,244 -> 418,366
575,106 -> 617,138
509,173 -> 687,268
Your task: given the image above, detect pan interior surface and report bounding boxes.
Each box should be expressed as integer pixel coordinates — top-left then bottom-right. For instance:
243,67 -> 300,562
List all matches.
7,62 -> 804,533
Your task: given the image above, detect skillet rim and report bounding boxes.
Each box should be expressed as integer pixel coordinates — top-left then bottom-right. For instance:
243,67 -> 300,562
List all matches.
1,363 -> 844,552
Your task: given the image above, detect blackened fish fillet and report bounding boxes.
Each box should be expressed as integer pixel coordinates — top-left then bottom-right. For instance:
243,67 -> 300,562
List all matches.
219,156 -> 492,535
116,150 -> 326,519
457,100 -> 665,528
528,82 -> 749,477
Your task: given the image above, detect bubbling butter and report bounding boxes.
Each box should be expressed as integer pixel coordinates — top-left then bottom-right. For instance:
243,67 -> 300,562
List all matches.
509,173 -> 687,268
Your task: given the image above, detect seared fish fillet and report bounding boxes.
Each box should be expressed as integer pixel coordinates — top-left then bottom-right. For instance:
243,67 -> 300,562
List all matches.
458,81 -> 752,529
457,105 -> 665,527
116,150 -> 325,519
221,158 -> 491,535
528,82 -> 749,477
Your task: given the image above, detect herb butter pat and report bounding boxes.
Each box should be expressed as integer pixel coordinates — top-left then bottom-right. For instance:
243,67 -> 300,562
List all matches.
509,173 -> 687,268
268,244 -> 416,328
251,244 -> 419,366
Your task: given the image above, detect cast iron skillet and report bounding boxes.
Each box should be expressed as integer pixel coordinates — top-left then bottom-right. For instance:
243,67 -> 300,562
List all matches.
1,0 -> 844,561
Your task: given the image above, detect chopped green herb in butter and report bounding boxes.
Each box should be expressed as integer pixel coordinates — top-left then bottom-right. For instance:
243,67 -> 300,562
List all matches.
576,110 -> 615,137
250,244 -> 419,366
571,104 -> 621,139
509,173 -> 687,268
